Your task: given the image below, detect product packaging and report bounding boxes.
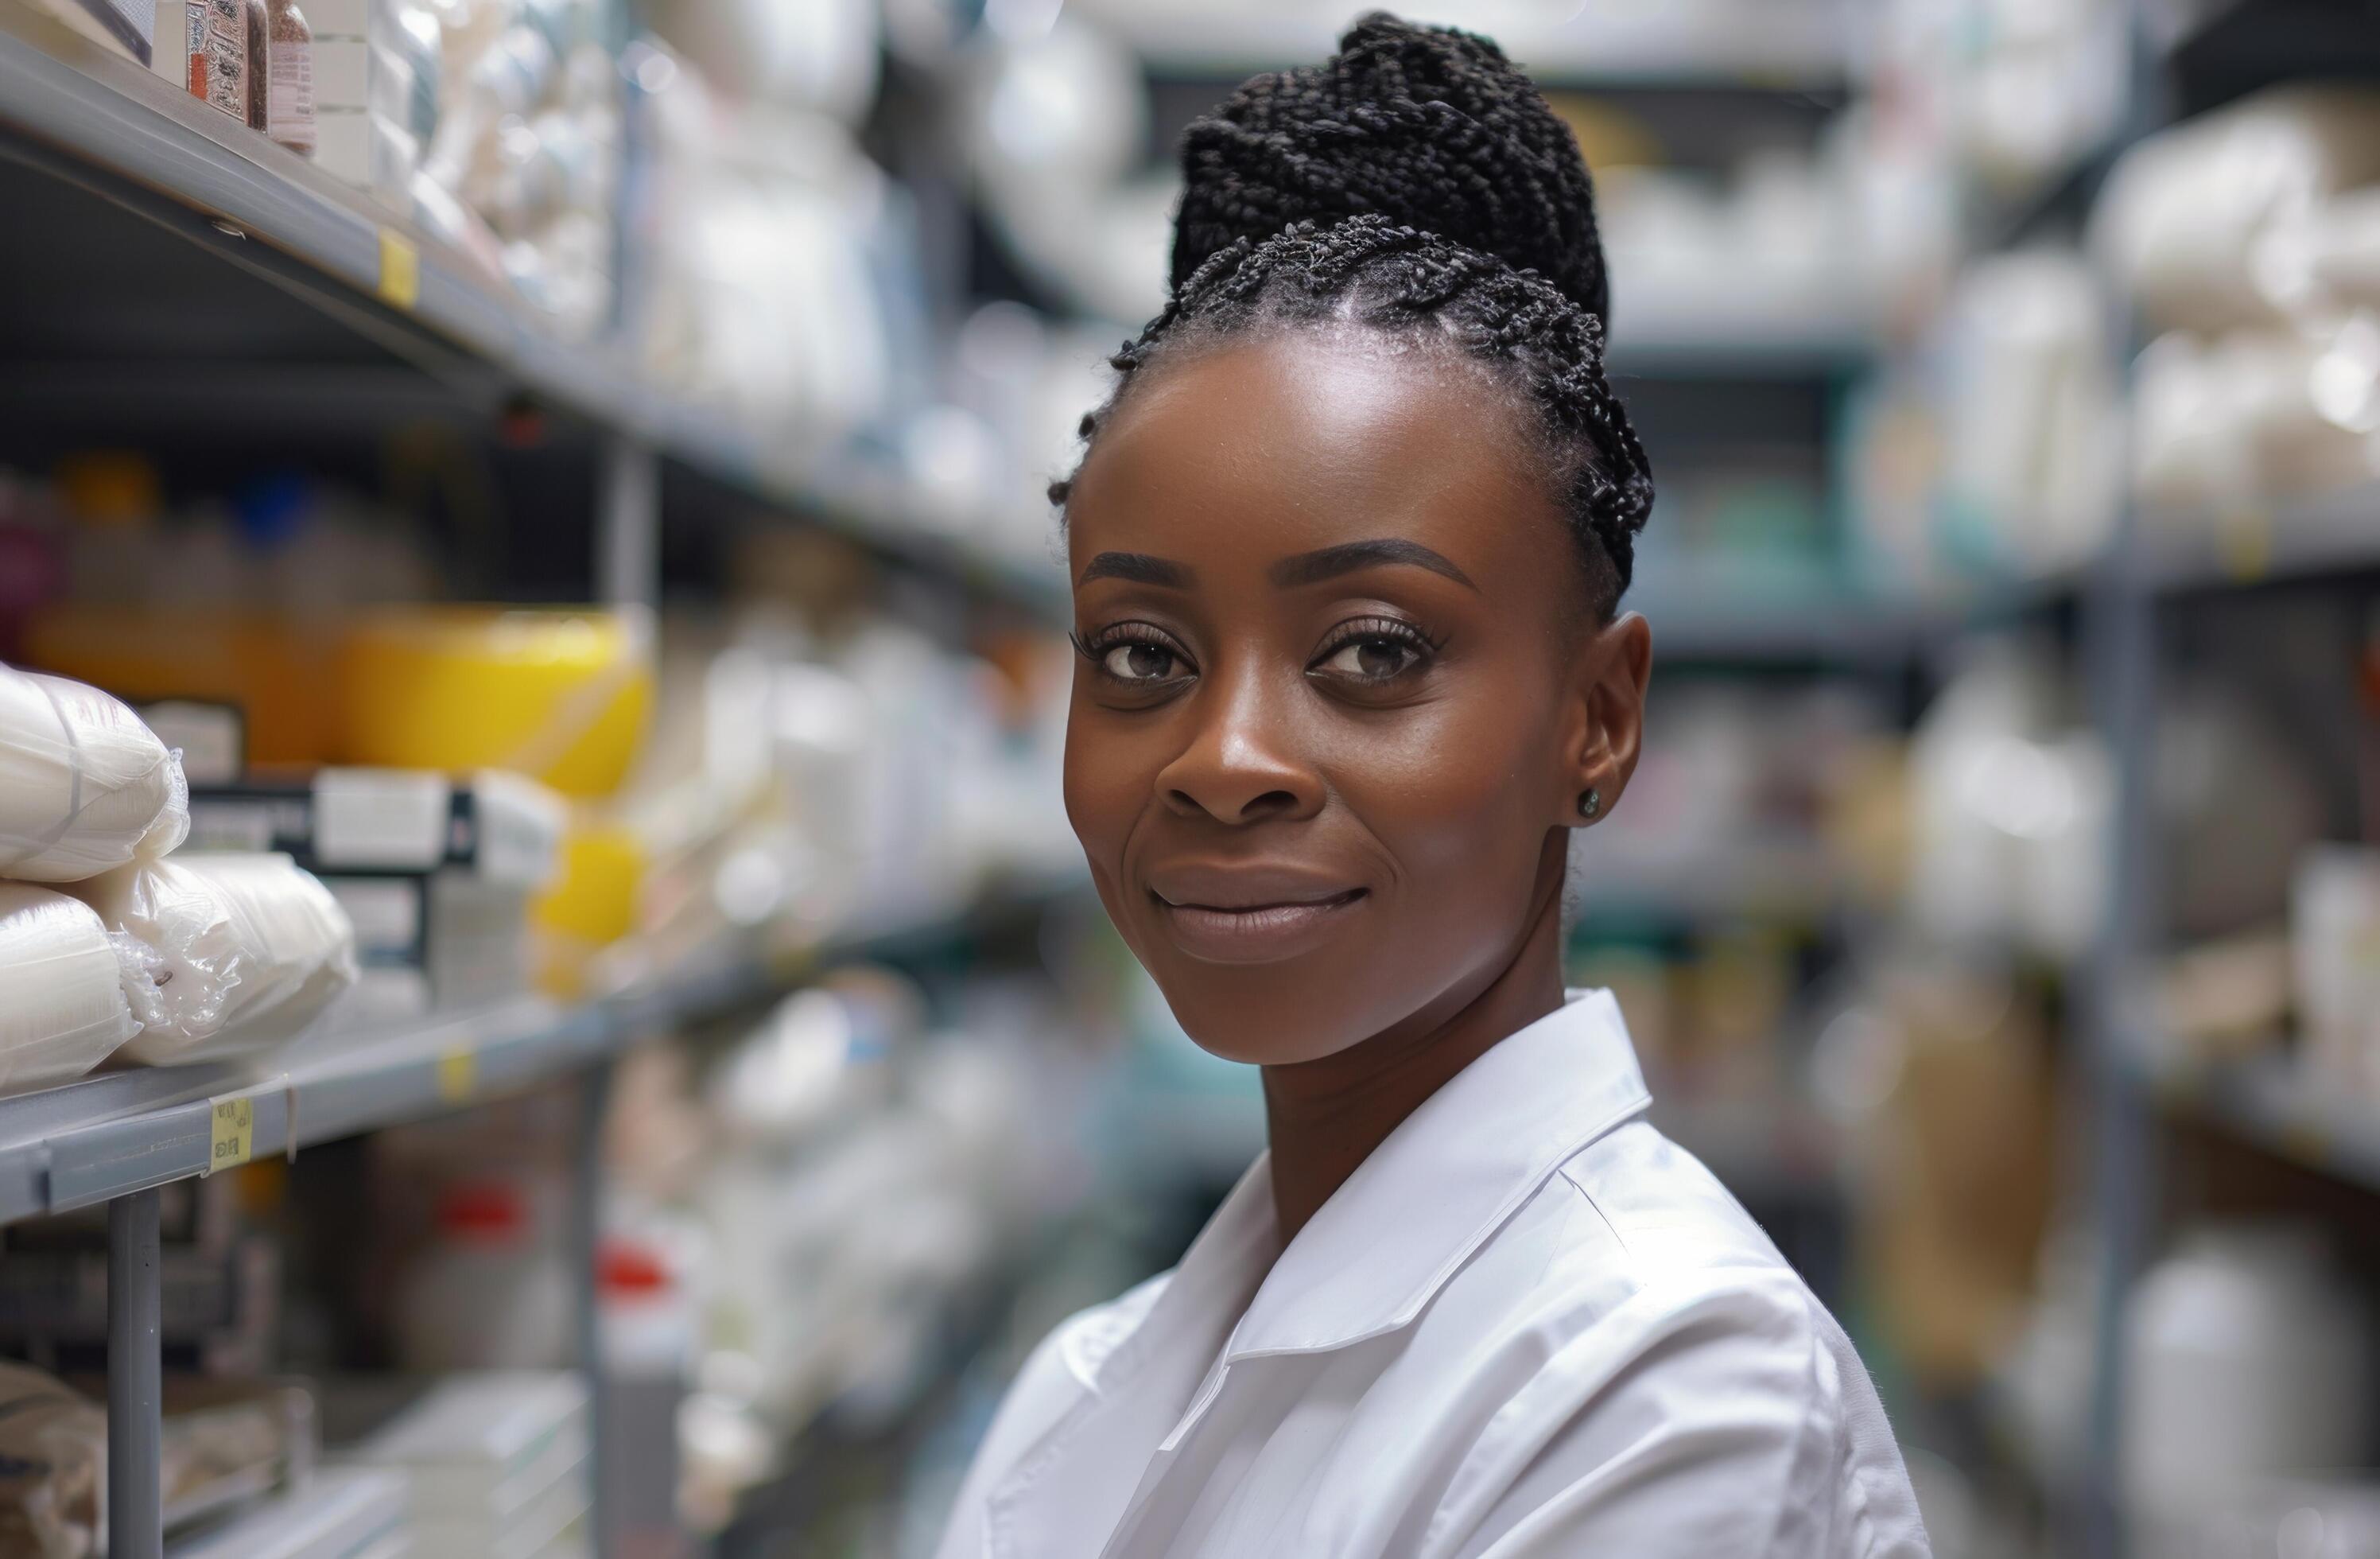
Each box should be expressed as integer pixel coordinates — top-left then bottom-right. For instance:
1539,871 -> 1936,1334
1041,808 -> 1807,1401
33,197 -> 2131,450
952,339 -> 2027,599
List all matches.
0,884 -> 142,1097
336,1370 -> 590,1553
0,664 -> 189,884
184,768 -> 563,883
2293,846 -> 2380,1094
265,0 -> 316,154
0,1363 -> 103,1559
243,0 -> 268,126
67,852 -> 356,1063
182,0 -> 250,121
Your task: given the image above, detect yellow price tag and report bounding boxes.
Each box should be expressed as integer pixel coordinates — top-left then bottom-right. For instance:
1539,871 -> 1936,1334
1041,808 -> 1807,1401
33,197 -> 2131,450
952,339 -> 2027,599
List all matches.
436,1047 -> 477,1106
206,1096 -> 254,1176
377,227 -> 421,309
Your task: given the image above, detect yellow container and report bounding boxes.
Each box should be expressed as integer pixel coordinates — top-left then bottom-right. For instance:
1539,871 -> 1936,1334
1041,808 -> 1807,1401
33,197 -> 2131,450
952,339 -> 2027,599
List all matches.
337,607 -> 654,798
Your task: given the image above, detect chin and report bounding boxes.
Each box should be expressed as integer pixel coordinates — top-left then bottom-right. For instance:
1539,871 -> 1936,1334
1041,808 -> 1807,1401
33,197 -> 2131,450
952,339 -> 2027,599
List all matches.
1132,949 -> 1405,1067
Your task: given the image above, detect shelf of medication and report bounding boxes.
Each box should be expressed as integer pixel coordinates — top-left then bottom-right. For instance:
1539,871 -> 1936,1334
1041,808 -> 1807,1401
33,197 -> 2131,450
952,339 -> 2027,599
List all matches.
0,867 -> 1089,1227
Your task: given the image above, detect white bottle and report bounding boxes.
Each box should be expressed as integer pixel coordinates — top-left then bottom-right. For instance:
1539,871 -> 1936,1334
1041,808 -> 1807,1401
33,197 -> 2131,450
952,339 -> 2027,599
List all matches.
2123,1223 -> 2374,1538
396,1180 -> 572,1370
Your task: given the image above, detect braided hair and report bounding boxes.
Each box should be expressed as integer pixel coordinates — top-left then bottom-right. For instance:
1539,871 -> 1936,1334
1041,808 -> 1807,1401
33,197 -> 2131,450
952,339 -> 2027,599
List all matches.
1053,13 -> 1654,615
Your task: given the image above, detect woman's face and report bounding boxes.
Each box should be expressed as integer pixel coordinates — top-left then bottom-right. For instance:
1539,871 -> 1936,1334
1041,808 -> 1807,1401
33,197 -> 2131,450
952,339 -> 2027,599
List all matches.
1062,332 -> 1651,1065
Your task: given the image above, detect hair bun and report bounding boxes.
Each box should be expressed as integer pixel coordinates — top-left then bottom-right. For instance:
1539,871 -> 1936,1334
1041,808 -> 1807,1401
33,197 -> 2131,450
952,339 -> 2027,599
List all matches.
1172,12 -> 1609,322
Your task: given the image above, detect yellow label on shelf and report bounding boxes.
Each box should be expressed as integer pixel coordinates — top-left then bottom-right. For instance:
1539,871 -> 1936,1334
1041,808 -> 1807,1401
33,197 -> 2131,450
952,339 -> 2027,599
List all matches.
377,228 -> 421,309
436,1047 -> 476,1105
207,1096 -> 255,1176
2217,507 -> 2273,581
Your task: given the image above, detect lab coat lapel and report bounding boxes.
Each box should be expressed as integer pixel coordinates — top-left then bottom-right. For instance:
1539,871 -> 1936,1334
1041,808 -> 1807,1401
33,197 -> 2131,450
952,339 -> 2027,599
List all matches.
984,1160 -> 1279,1559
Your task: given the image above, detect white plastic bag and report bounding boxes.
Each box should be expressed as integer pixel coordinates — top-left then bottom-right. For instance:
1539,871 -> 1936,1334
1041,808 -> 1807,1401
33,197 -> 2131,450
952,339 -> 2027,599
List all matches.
68,853 -> 356,1063
0,884 -> 142,1096
0,664 -> 190,883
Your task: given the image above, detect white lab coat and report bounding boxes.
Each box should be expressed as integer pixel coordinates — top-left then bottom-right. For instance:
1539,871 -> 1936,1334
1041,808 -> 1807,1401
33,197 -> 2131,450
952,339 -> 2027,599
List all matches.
934,989 -> 1932,1558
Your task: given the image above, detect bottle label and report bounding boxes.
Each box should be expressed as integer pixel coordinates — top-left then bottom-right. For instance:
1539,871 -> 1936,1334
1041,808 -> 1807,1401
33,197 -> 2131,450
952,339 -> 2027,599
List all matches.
268,36 -> 316,154
184,0 -> 246,120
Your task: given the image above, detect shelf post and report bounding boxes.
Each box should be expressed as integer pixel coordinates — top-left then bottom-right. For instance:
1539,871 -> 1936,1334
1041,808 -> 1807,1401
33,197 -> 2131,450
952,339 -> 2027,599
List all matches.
107,1188 -> 164,1559
575,1056 -> 617,1559
598,436 -> 660,611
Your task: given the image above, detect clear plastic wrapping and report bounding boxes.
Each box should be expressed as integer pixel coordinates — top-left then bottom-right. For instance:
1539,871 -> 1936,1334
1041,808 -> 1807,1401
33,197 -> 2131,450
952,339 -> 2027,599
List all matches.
68,853 -> 356,1063
0,664 -> 191,884
0,884 -> 142,1096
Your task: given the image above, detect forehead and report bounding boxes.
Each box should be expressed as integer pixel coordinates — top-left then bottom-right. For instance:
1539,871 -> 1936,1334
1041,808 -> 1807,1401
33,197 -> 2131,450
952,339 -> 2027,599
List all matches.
1063,332 -> 1566,582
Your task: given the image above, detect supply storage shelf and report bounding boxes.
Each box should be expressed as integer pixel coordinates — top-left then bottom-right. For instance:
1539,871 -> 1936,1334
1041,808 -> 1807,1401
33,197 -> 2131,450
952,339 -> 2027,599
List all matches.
0,868 -> 1088,1228
0,8 -> 1064,618
2137,1048 -> 2380,1196
2144,484 -> 2380,595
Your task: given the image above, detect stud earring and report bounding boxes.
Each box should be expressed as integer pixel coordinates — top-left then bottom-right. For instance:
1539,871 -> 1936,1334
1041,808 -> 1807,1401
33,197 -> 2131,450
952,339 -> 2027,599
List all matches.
1578,788 -> 1602,820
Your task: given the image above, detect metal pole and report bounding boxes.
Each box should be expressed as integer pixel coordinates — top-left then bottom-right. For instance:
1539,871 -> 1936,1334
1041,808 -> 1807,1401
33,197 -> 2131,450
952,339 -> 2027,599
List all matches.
107,1188 -> 164,1559
596,436 -> 660,611
573,1057 -> 616,1559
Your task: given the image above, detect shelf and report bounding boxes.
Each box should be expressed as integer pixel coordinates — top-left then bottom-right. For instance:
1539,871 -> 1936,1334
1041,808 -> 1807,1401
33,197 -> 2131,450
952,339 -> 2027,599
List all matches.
0,9 -> 1064,619
2143,484 -> 2380,595
2137,1049 -> 2380,1195
0,869 -> 1089,1227
1087,3 -> 1855,91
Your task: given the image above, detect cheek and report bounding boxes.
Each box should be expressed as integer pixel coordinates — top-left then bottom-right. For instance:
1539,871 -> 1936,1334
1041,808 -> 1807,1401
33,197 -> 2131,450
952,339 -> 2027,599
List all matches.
1328,685 -> 1559,888
1061,698 -> 1145,864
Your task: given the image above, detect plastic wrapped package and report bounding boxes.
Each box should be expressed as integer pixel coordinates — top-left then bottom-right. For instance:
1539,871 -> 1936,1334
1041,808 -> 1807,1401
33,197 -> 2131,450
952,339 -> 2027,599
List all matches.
0,1364 -> 103,1559
2095,87 -> 2380,332
0,884 -> 142,1096
68,853 -> 355,1063
0,663 -> 189,883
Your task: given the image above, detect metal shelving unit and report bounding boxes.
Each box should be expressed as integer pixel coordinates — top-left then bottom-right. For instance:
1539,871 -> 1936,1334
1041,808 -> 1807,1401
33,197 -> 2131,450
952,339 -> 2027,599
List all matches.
0,866 -> 1083,1553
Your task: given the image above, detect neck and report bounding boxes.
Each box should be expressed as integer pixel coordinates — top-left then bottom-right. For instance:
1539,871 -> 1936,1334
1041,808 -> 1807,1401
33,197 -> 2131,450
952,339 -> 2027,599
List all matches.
1259,839 -> 1570,1246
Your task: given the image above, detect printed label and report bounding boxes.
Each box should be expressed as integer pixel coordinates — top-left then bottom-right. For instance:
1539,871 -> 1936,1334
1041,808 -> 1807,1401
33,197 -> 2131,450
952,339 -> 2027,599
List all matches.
268,36 -> 316,153
206,1095 -> 254,1175
184,0 -> 246,120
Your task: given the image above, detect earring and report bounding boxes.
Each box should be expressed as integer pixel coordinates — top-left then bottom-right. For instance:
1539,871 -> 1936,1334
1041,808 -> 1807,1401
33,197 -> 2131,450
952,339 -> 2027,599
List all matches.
1577,788 -> 1602,820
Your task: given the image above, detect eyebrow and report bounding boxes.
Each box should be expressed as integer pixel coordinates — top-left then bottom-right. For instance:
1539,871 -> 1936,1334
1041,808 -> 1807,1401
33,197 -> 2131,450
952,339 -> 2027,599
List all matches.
1269,538 -> 1478,592
1078,551 -> 1193,588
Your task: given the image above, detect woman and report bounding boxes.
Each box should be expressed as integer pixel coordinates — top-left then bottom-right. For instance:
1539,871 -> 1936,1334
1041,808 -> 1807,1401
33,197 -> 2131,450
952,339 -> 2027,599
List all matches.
937,15 -> 1929,1557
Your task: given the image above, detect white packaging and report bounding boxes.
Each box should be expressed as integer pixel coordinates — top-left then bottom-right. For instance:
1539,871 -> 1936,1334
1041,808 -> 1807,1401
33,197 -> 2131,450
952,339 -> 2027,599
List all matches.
0,665 -> 189,884
2294,846 -> 2380,1094
2125,1224 -> 2374,1542
68,853 -> 356,1063
2095,87 -> 2380,332
0,884 -> 142,1096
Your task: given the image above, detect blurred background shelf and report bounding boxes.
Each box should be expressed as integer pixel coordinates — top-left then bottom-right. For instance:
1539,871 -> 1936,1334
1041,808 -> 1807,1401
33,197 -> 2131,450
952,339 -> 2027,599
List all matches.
2144,484 -> 2380,594
2137,1049 -> 2380,1196
0,6 -> 1064,618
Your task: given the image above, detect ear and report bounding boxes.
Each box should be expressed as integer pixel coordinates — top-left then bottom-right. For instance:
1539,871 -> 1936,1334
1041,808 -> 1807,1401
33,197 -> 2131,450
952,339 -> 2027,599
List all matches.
1555,612 -> 1652,827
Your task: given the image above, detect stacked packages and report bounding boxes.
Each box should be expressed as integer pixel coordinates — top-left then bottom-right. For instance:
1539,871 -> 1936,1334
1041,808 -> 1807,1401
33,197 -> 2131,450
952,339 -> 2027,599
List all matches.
0,660 -> 356,1094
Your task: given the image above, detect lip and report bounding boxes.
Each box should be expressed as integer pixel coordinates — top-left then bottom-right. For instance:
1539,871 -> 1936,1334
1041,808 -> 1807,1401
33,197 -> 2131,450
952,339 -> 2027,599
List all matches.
1144,864 -> 1369,965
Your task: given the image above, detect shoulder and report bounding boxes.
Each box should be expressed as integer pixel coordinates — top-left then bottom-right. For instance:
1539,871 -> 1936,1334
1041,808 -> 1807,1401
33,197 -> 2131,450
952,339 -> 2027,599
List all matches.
1429,1125 -> 1930,1556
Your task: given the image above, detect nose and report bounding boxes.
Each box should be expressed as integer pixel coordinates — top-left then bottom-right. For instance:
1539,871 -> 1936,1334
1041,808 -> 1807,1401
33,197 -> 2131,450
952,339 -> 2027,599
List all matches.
1156,667 -> 1323,826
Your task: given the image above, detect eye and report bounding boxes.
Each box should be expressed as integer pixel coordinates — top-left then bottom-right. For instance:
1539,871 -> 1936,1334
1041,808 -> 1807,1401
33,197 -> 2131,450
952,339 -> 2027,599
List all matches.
1316,636 -> 1421,681
1072,623 -> 1196,692
1104,641 -> 1181,682
1309,617 -> 1435,686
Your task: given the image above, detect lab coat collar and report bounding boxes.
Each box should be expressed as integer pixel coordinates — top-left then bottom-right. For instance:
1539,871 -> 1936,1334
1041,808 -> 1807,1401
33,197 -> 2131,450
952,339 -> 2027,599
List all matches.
1103,989 -> 1652,1385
